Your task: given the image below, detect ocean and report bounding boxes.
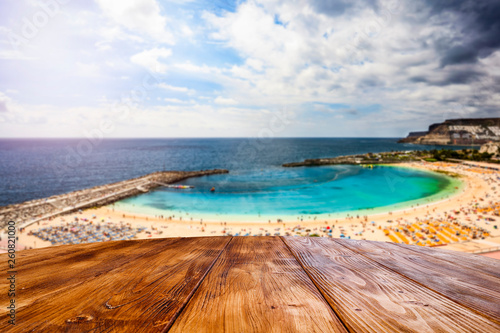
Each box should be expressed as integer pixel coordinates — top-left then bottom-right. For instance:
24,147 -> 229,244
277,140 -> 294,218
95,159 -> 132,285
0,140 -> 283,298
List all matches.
0,138 -> 467,207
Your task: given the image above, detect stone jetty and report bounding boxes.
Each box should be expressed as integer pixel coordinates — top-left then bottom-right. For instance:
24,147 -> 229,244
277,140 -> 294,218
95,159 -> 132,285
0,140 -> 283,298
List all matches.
0,169 -> 228,231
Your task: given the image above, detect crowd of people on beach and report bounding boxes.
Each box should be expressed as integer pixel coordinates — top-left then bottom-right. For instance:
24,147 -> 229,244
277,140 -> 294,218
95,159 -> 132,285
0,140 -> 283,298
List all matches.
384,214 -> 494,246
13,160 -> 500,251
383,162 -> 499,246
28,218 -> 146,246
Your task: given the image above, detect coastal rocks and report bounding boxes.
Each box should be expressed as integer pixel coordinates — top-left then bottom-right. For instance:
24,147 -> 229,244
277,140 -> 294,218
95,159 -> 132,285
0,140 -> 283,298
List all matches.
479,142 -> 500,158
398,131 -> 429,143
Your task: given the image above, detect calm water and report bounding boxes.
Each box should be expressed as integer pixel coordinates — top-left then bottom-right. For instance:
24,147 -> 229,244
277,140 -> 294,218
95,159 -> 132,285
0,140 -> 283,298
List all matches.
0,138 -> 467,207
115,165 -> 462,221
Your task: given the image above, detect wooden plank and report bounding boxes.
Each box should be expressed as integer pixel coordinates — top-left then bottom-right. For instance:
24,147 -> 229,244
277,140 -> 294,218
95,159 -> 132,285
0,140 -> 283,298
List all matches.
0,238 -> 179,309
169,237 -> 348,333
284,237 -> 500,333
0,237 -> 230,332
392,242 -> 500,279
337,238 -> 500,323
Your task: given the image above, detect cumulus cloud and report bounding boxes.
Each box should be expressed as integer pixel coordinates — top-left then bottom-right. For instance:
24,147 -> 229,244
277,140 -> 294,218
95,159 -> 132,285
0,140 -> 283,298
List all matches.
198,0 -> 500,133
0,101 -> 8,113
1,0 -> 499,137
158,83 -> 192,93
130,48 -> 172,73
0,92 -> 12,113
214,96 -> 237,105
422,0 -> 500,67
95,0 -> 174,44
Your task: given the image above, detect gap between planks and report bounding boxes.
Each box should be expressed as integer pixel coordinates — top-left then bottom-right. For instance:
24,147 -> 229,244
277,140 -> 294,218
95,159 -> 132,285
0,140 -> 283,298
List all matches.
279,236 -> 352,333
333,238 -> 500,326
284,237 -> 500,332
162,237 -> 234,333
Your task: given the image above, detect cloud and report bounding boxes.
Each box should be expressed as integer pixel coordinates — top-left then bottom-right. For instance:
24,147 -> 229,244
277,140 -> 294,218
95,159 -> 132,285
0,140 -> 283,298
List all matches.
164,97 -> 192,104
0,47 -> 36,60
95,0 -> 174,43
338,108 -> 359,115
200,0 -> 500,130
130,47 -> 172,73
309,0 -> 352,17
420,0 -> 500,67
1,0 -> 500,137
0,92 -> 12,113
214,96 -> 237,105
75,62 -> 102,77
158,83 -> 192,93
410,68 -> 483,86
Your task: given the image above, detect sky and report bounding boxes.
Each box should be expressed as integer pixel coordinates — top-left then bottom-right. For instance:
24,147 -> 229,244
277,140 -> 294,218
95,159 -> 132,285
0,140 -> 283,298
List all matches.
0,0 -> 499,138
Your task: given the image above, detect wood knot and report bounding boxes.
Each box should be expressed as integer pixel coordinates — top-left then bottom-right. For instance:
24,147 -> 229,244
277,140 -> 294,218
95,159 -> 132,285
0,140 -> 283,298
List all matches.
66,314 -> 94,323
271,305 -> 277,309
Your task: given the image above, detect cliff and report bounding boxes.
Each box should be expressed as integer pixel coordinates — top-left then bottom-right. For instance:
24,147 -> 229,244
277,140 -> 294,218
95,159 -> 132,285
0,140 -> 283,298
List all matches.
399,118 -> 500,145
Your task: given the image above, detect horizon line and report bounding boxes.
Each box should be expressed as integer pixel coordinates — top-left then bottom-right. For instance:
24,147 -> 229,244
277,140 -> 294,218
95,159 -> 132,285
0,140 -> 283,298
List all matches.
0,136 -> 405,140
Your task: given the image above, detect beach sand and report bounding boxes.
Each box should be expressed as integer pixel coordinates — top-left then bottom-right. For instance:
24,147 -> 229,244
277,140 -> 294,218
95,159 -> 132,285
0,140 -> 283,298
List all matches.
17,161 -> 500,254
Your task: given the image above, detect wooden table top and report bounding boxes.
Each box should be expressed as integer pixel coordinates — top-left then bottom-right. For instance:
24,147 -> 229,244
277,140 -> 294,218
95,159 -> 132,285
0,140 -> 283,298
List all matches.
1,237 -> 499,332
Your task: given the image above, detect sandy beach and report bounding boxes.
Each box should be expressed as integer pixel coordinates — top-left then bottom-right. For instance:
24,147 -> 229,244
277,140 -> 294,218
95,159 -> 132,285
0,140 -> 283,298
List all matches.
15,161 -> 500,254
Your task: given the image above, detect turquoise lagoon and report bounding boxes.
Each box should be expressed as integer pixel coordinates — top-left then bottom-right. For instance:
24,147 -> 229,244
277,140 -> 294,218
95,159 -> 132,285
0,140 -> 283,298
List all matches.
113,165 -> 463,222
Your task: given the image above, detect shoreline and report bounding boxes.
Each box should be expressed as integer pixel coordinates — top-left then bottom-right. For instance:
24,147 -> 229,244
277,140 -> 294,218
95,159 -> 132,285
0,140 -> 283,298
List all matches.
0,169 -> 228,232
13,161 -> 500,254
110,164 -> 464,223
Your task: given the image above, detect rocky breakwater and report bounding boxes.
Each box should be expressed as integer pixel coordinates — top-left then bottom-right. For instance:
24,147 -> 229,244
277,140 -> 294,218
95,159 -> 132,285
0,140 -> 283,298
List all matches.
283,151 -> 419,167
0,169 -> 228,231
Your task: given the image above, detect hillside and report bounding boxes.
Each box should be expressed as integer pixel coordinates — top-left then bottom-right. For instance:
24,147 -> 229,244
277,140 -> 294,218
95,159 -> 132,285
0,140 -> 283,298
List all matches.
399,118 -> 500,145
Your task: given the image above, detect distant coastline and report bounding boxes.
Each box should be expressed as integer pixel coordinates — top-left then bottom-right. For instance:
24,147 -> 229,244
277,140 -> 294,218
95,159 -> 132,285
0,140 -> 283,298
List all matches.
399,117 -> 500,145
282,150 -> 421,167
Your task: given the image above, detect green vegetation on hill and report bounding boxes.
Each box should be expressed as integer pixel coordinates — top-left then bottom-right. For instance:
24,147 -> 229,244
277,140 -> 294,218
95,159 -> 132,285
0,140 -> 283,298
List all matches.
429,149 -> 494,162
282,147 -> 497,168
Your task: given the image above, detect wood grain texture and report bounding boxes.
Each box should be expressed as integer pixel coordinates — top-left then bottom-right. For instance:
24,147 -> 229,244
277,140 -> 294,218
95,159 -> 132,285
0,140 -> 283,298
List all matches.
169,237 -> 348,333
0,239 -> 179,309
2,237 -> 500,332
284,237 -> 500,333
392,241 -> 500,279
0,237 -> 230,332
336,238 -> 500,323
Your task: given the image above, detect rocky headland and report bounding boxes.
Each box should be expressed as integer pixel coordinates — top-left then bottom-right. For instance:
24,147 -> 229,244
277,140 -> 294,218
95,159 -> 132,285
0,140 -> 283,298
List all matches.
399,117 -> 500,145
